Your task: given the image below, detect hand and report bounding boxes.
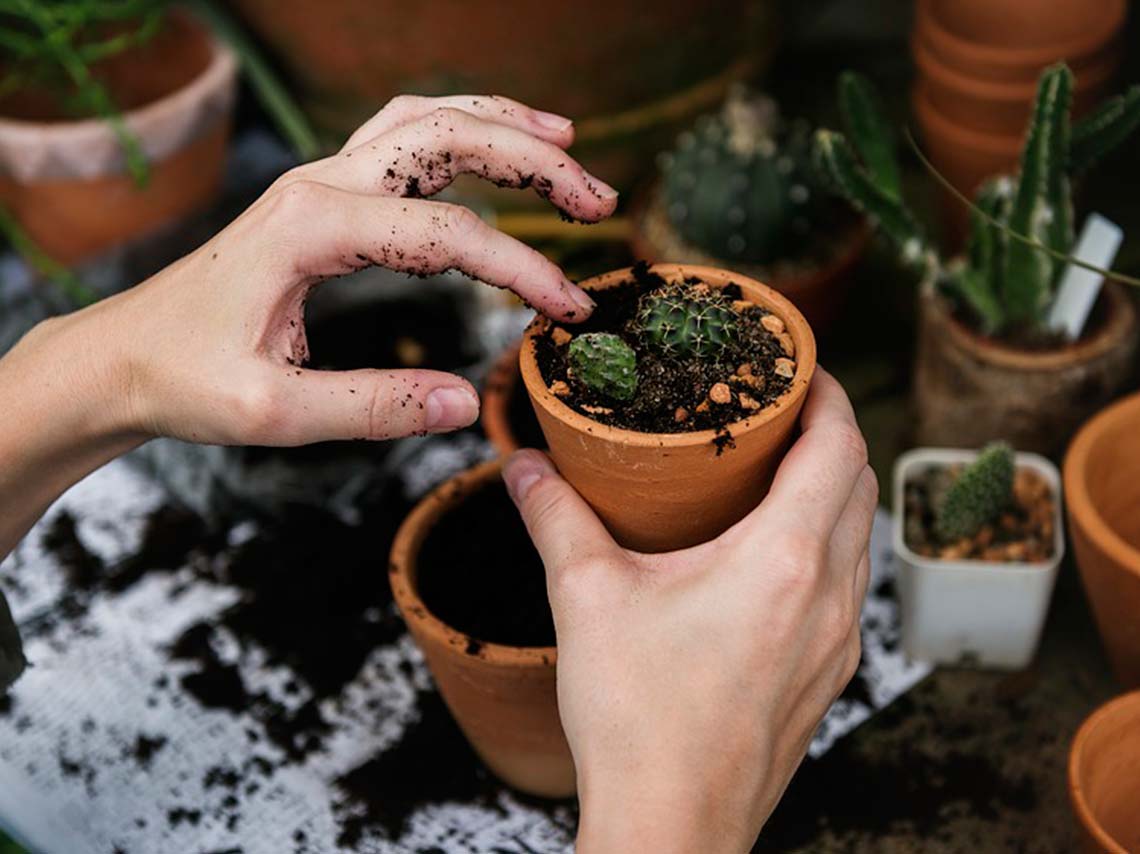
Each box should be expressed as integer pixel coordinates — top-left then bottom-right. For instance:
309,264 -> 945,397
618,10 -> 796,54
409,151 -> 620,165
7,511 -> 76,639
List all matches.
503,370 -> 877,853
0,94 -> 617,555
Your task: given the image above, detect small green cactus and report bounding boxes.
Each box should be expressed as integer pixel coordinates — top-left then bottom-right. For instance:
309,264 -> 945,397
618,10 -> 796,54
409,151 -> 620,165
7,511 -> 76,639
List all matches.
659,87 -> 824,264
934,442 -> 1016,543
812,65 -> 1140,338
567,333 -> 638,402
635,282 -> 738,360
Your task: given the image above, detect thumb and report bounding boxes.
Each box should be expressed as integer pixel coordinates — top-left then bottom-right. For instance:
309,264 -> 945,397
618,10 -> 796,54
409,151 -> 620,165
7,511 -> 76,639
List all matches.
503,450 -> 621,576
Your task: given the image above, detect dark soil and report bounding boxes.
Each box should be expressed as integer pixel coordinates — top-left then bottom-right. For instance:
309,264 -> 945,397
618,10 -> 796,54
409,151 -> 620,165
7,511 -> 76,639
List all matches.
415,478 -> 554,648
534,263 -> 794,434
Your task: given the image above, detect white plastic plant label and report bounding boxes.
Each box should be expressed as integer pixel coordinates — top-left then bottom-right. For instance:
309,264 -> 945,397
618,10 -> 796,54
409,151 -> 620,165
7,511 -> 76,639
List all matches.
1047,213 -> 1123,340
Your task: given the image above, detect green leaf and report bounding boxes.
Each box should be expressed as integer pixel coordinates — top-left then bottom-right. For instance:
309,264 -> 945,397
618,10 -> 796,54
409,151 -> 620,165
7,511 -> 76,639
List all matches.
1070,85 -> 1140,175
838,70 -> 902,200
947,267 -> 1005,334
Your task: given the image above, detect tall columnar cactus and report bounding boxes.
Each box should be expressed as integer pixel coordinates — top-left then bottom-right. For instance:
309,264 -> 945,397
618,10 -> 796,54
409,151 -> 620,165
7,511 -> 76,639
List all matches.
567,333 -> 638,402
934,442 -> 1015,543
660,88 -> 823,264
635,282 -> 738,360
812,65 -> 1140,337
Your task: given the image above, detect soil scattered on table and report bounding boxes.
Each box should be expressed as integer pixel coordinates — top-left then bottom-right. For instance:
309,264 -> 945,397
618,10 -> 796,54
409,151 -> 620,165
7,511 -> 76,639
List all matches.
533,262 -> 795,434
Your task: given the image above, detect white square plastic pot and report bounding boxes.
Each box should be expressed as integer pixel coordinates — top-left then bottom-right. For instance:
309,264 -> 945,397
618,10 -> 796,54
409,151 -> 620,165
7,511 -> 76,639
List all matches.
892,448 -> 1065,670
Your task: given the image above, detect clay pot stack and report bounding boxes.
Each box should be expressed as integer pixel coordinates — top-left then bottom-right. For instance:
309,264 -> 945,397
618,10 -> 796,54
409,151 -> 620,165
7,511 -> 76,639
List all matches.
911,0 -> 1126,238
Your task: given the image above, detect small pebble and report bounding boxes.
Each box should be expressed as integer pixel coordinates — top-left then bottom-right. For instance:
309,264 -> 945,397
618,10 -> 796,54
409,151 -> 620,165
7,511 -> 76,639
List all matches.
709,383 -> 732,405
674,407 -> 689,423
581,404 -> 613,416
551,327 -> 572,347
738,392 -> 761,411
695,399 -> 711,414
773,358 -> 795,378
735,363 -> 753,376
761,315 -> 785,335
550,380 -> 571,397
732,299 -> 755,313
776,333 -> 795,357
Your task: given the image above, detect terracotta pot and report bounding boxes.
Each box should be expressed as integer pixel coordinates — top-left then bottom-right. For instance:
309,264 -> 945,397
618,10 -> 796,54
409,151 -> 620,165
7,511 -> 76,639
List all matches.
481,341 -> 524,456
913,283 -> 1138,457
0,11 -> 237,264
1069,691 -> 1140,853
1065,393 -> 1140,688
914,0 -> 1126,85
389,459 -> 573,798
520,263 -> 817,553
631,184 -> 870,337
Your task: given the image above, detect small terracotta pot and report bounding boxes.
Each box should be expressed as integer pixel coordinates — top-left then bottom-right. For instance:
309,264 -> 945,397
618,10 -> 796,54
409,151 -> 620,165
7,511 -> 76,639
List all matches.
481,341 -> 524,457
1065,393 -> 1140,688
915,0 -> 1126,85
0,11 -> 237,263
630,185 -> 870,337
520,263 -> 816,553
913,283 -> 1138,457
389,459 -> 573,798
1069,691 -> 1140,853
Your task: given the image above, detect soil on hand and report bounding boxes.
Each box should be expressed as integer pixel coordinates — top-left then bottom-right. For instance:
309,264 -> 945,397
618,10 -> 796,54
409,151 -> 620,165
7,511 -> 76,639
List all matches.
416,479 -> 554,648
534,263 -> 794,433
904,465 -> 1056,563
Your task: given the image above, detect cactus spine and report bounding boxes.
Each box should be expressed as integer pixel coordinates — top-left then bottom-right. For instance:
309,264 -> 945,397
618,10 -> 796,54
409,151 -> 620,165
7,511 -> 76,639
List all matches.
635,282 -> 738,360
567,333 -> 638,402
934,442 -> 1016,543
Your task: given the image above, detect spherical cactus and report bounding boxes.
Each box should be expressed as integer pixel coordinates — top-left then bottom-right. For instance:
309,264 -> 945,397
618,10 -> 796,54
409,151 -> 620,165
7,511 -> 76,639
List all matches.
934,442 -> 1016,543
635,283 -> 738,360
567,332 -> 638,402
659,87 -> 821,265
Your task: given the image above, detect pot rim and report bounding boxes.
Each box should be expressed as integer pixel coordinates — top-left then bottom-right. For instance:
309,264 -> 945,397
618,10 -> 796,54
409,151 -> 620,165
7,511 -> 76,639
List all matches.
480,341 -> 524,457
519,263 -> 817,449
892,447 -> 1065,574
389,458 -> 557,668
926,280 -> 1137,372
912,83 -> 1024,153
1063,391 -> 1140,581
916,0 -> 1126,70
1067,689 -> 1140,854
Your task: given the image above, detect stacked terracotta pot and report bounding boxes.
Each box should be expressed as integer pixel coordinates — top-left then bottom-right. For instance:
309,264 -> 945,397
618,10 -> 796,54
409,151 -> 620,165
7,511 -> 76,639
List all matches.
911,0 -> 1126,236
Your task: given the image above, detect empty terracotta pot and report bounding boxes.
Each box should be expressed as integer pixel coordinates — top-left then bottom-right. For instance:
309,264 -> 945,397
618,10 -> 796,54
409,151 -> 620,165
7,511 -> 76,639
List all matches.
0,11 -> 237,264
1065,393 -> 1140,689
1069,691 -> 1140,853
913,283 -> 1138,457
914,0 -> 1126,85
519,263 -> 817,553
389,460 -> 573,797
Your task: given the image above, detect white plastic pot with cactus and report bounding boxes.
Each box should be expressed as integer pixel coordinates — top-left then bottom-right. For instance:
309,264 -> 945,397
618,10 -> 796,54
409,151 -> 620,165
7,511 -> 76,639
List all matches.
892,443 -> 1065,669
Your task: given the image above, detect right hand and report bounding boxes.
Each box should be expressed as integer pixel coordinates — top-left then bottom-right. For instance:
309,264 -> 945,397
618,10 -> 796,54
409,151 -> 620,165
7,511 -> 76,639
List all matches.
503,369 -> 877,853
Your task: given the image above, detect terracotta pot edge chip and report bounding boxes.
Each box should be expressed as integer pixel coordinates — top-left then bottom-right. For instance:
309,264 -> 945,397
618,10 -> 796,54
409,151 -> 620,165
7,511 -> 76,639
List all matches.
389,458 -> 558,669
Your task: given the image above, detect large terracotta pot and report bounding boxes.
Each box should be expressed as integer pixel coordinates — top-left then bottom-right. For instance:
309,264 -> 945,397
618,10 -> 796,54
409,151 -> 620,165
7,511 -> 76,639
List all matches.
914,0 -> 1126,85
1065,393 -> 1140,688
230,0 -> 775,189
1069,691 -> 1140,853
913,283 -> 1138,457
631,185 -> 870,337
520,263 -> 816,553
389,459 -> 573,798
0,11 -> 237,264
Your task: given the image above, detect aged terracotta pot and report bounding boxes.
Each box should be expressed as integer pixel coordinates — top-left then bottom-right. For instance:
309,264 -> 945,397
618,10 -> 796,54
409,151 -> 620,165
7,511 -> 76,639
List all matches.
1069,691 -> 1140,853
1065,393 -> 1140,688
389,459 -> 573,797
914,0 -> 1126,85
913,283 -> 1138,457
631,185 -> 870,336
520,263 -> 817,553
481,341 -> 524,457
0,11 -> 237,264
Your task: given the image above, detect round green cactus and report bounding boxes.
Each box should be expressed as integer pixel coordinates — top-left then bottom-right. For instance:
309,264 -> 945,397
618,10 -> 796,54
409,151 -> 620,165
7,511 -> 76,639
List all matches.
567,332 -> 638,402
635,283 -> 738,360
934,442 -> 1016,543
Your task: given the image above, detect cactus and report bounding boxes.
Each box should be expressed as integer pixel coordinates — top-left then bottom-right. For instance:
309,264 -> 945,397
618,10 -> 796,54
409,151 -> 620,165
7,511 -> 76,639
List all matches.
567,333 -> 638,402
934,442 -> 1015,543
813,64 -> 1140,338
635,282 -> 738,360
659,88 -> 824,264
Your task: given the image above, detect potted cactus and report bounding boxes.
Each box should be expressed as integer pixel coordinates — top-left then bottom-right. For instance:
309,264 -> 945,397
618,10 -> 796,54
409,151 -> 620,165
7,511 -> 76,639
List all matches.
632,87 -> 869,333
892,442 -> 1065,669
519,262 -> 816,553
814,65 -> 1140,456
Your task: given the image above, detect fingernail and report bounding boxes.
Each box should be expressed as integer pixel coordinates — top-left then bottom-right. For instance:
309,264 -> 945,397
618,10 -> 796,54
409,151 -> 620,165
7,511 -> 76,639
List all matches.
585,172 -> 619,201
425,386 -> 479,431
503,451 -> 555,504
534,110 -> 573,132
566,282 -> 596,315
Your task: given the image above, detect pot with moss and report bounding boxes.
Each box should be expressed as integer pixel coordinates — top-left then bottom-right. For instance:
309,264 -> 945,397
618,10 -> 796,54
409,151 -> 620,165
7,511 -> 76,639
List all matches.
893,442 -> 1064,668
815,65 -> 1140,456
390,459 -> 572,797
632,86 -> 869,335
519,261 -> 816,553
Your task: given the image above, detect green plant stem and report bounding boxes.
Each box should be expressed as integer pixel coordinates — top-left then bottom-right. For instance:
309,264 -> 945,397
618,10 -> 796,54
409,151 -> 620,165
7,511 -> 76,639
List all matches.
0,205 -> 99,307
